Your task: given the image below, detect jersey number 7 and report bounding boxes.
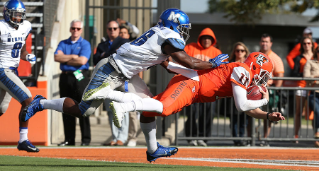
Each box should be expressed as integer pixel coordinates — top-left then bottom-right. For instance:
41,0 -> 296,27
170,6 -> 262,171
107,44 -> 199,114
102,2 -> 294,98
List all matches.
239,73 -> 249,86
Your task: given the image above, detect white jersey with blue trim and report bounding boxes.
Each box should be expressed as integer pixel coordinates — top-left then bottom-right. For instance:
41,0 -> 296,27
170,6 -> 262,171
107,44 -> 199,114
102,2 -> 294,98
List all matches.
113,25 -> 185,79
0,20 -> 32,68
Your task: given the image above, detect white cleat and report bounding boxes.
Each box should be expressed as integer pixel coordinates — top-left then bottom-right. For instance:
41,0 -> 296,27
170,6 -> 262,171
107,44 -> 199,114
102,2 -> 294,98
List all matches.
82,82 -> 112,101
110,101 -> 125,128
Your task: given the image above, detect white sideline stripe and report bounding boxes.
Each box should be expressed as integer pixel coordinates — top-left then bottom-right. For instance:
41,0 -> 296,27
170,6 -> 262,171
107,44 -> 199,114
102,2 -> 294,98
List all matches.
1,146 -> 319,150
178,147 -> 319,150
165,157 -> 319,167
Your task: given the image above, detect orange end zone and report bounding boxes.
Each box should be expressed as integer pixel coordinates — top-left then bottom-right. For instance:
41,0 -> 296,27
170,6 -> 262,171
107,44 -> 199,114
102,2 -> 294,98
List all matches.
0,81 -> 48,146
0,147 -> 319,170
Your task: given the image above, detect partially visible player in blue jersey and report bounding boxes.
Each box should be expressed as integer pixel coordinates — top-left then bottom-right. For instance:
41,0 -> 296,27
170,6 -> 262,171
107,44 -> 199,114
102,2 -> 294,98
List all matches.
0,0 -> 38,152
21,8 -> 228,160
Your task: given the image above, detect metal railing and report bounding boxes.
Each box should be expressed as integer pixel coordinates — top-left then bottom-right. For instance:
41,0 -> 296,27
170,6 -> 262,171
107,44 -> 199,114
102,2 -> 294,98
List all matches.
174,77 -> 319,146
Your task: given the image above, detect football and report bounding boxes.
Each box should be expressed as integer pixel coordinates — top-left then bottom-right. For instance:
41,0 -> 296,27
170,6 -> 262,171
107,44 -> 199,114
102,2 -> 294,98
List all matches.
247,85 -> 267,100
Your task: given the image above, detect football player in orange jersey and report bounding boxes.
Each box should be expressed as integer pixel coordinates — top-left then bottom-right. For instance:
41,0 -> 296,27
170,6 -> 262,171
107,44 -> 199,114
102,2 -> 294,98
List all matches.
110,52 -> 285,160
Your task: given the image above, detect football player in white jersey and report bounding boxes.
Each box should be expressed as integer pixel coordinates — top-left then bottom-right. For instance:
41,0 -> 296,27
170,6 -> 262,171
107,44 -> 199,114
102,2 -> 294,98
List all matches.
21,8 -> 228,160
0,0 -> 38,152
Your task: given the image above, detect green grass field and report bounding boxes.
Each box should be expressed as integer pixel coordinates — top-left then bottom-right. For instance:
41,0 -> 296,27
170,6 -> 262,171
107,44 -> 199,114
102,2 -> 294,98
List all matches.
0,155 -> 281,171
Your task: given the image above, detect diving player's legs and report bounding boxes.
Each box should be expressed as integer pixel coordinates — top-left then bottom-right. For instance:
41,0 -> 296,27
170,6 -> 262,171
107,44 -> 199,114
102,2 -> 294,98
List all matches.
111,74 -> 198,118
0,68 -> 39,152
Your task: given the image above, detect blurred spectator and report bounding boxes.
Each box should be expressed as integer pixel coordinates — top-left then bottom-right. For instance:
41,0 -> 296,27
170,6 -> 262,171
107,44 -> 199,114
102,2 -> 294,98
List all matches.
184,28 -> 221,146
286,27 -> 318,70
119,26 -> 131,39
54,19 -> 91,146
93,20 -> 129,65
259,33 -> 285,147
293,36 -> 315,143
303,46 -> 319,147
228,42 -> 251,146
94,20 -> 130,146
117,18 -> 140,41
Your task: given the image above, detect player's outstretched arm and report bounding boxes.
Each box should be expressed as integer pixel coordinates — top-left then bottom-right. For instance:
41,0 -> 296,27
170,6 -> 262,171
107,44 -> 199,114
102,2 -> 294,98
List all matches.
163,44 -> 213,70
245,108 -> 285,121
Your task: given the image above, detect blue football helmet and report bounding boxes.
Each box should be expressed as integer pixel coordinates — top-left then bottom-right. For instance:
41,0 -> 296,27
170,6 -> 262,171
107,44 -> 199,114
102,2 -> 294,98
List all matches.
158,8 -> 191,42
3,0 -> 26,28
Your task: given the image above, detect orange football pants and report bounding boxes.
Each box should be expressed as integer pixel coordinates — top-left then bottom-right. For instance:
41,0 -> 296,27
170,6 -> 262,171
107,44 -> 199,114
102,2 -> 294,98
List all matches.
143,74 -> 200,117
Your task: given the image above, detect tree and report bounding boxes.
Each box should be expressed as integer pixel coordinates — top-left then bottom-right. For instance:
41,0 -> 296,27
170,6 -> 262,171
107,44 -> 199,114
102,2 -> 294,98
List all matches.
208,0 -> 319,24
290,0 -> 319,22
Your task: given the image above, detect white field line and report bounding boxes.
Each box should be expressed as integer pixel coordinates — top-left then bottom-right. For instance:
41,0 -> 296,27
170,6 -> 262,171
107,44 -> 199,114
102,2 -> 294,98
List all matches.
1,146 -> 319,150
165,157 -> 319,167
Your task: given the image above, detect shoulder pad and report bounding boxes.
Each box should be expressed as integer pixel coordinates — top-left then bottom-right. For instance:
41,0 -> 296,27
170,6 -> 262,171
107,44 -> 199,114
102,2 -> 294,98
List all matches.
165,38 -> 185,51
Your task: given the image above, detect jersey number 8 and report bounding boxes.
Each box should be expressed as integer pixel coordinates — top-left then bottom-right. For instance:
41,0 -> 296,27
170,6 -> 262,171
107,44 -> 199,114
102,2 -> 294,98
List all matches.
11,42 -> 22,58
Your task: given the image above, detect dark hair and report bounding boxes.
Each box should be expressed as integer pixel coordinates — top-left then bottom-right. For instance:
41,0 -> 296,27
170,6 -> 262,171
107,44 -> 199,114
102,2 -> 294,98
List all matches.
261,33 -> 273,42
299,36 -> 315,54
120,26 -> 129,31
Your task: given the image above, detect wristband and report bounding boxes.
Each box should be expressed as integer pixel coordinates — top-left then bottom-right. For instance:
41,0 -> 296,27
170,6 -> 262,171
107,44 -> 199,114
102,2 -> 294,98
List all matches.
267,112 -> 271,121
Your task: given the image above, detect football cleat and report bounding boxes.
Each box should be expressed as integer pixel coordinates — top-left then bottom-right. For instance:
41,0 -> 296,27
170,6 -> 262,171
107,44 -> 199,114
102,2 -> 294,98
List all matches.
20,95 -> 45,122
146,142 -> 178,162
82,82 -> 111,101
17,140 -> 40,152
109,101 -> 125,128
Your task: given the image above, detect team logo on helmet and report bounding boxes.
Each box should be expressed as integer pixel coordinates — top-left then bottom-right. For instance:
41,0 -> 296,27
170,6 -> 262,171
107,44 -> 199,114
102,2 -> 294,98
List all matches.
167,11 -> 181,23
256,54 -> 268,66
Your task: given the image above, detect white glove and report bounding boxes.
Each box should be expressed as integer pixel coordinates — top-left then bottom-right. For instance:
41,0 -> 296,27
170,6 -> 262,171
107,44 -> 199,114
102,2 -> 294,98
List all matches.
26,54 -> 36,64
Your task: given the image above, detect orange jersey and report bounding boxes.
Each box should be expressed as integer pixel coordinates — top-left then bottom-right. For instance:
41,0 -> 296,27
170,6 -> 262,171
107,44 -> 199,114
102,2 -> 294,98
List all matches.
196,62 -> 253,103
143,62 -> 253,117
286,42 -> 318,69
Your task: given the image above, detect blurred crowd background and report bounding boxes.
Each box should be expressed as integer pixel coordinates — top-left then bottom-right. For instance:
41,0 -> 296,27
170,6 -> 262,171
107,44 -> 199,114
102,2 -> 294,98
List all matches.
2,0 -> 319,148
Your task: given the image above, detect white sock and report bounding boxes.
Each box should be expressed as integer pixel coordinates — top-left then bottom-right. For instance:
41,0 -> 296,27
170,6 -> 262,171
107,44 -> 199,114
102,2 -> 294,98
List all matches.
40,98 -> 66,112
106,91 -> 142,102
140,121 -> 157,154
121,98 -> 163,113
135,98 -> 163,113
19,127 -> 28,143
